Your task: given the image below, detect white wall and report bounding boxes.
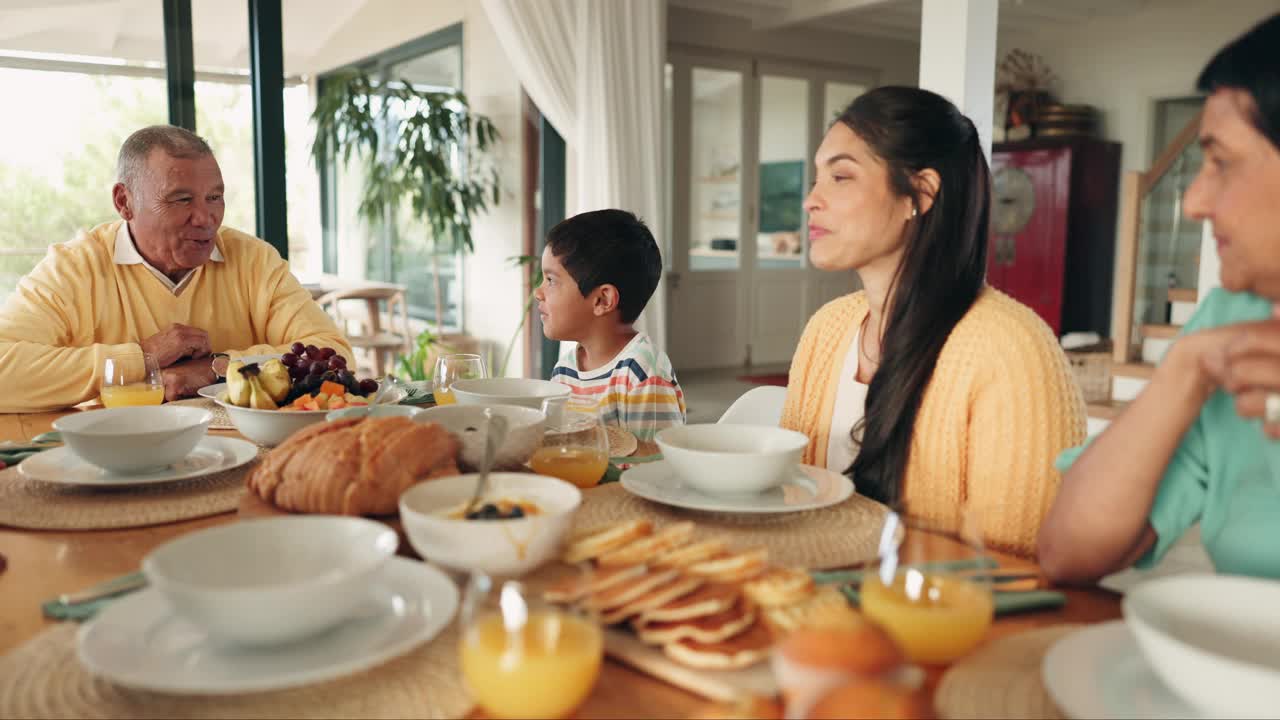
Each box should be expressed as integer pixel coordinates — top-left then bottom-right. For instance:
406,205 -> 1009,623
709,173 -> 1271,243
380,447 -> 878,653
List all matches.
1001,0 -> 1276,175
667,6 -> 919,86
310,1 -> 528,377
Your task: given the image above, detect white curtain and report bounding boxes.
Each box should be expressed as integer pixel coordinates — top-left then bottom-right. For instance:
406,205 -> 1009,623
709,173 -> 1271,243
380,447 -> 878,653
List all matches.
481,0 -> 668,351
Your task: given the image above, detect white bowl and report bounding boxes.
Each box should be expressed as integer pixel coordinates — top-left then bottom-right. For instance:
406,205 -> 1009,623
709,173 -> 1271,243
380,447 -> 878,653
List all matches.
326,404 -> 426,422
1124,573 -> 1280,719
53,406 -> 211,474
217,383 -> 407,447
450,378 -> 570,412
415,404 -> 546,470
656,423 -> 809,495
142,516 -> 398,647
399,473 -> 581,577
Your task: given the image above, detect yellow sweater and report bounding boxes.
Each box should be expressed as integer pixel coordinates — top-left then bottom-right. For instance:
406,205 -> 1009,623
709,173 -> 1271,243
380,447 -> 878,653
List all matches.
780,287 -> 1085,557
0,220 -> 351,413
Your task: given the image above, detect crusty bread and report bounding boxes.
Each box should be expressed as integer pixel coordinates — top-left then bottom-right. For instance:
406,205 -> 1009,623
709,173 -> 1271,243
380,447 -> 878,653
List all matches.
562,519 -> 653,564
597,522 -> 696,567
635,596 -> 757,645
542,564 -> 649,604
652,539 -> 729,569
662,620 -> 774,670
247,417 -> 459,515
686,548 -> 769,583
636,582 -> 741,623
743,567 -> 815,608
600,574 -> 705,625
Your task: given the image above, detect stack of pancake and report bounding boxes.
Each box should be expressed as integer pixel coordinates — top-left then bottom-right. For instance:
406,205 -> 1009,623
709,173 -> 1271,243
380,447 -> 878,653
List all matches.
543,519 -> 860,670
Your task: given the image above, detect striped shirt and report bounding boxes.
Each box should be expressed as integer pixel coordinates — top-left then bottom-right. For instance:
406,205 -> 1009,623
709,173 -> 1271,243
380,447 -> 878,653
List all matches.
550,333 -> 686,441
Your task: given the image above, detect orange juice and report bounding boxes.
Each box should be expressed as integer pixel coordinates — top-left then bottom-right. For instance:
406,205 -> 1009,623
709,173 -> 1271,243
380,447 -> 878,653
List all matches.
433,388 -> 456,405
100,383 -> 164,408
459,610 -> 603,719
529,446 -> 608,488
860,572 -> 994,665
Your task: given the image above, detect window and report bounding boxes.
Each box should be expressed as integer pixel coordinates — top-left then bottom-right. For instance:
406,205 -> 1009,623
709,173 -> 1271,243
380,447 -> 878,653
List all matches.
319,25 -> 465,331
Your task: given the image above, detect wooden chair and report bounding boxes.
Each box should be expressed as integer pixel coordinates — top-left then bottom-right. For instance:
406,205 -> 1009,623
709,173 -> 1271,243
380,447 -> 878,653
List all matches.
315,285 -> 411,377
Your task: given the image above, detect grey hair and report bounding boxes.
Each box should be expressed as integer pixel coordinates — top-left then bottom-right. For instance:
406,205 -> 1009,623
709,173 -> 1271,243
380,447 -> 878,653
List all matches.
116,125 -> 213,193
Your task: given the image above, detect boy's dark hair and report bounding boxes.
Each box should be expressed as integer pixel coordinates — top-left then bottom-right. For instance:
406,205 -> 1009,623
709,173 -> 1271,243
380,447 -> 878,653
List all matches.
545,209 -> 662,324
1197,12 -> 1280,151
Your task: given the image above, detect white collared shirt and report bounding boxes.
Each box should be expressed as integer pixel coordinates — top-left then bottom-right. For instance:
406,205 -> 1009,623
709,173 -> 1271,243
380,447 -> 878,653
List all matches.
114,222 -> 224,295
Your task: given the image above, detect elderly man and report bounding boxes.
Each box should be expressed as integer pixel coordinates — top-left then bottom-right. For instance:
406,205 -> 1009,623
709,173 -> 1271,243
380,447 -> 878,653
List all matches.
0,125 -> 351,413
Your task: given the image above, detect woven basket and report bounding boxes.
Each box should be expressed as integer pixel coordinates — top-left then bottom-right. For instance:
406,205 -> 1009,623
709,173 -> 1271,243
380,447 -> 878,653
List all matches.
1065,341 -> 1112,404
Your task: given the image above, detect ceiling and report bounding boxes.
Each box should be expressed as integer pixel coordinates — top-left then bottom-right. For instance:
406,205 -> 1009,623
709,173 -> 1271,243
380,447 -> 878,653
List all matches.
668,0 -> 1163,42
0,0 -> 378,76
0,0 -> 1166,77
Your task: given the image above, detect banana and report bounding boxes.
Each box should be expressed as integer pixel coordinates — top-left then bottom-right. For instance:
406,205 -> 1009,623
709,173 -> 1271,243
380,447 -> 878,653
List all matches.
257,359 -> 291,403
247,376 -> 278,410
225,361 -> 252,407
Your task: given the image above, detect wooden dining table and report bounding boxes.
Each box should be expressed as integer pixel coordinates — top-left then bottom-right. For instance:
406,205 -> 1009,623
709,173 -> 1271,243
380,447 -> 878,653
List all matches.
0,409 -> 1123,718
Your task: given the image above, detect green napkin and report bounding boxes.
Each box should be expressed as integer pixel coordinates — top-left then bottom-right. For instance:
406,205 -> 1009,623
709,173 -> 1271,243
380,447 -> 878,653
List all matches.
601,452 -> 664,484
0,433 -> 62,466
41,571 -> 148,622
811,557 -> 999,586
838,585 -> 1066,615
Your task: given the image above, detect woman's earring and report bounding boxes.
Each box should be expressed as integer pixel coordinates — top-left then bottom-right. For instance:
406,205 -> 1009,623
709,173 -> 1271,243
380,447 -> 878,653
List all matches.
910,207 -> 918,219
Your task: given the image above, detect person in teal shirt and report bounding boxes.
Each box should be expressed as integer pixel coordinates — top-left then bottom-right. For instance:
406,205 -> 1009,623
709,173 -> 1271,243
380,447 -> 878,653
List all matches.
1038,12 -> 1280,583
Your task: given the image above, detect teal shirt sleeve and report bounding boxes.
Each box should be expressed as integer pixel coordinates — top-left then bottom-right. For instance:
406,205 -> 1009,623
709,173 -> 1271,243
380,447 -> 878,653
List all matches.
1053,288 -> 1257,567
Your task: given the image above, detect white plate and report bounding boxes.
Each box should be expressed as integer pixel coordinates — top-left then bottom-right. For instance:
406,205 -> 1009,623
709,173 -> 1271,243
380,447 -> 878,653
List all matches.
620,460 -> 854,513
1042,621 -> 1200,719
18,436 -> 257,487
77,557 -> 458,695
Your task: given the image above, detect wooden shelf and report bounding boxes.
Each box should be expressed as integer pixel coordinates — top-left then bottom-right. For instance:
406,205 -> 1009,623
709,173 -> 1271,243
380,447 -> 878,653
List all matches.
1113,362 -> 1155,380
1087,399 -> 1129,420
1168,287 -> 1198,304
1141,323 -> 1181,340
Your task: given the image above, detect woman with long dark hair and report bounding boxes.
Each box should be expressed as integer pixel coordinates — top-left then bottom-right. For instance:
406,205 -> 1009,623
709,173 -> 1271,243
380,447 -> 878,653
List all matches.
1041,14 -> 1280,582
781,86 -> 1085,557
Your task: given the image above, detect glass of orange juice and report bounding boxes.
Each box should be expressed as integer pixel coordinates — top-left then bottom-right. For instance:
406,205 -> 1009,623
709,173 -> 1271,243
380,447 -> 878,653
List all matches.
459,573 -> 603,719
433,353 -> 486,406
100,352 -> 164,407
859,507 -> 995,666
529,398 -> 609,489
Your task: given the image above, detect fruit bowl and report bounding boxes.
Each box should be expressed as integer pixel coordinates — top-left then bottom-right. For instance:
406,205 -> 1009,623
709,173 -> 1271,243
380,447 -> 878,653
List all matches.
211,343 -> 405,446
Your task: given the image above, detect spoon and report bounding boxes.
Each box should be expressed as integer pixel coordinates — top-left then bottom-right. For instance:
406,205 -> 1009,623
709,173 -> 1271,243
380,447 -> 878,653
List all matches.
463,409 -> 509,517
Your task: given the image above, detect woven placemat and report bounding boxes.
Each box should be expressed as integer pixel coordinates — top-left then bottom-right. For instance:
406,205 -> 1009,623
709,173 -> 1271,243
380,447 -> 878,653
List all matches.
167,397 -> 234,430
0,621 -> 472,719
934,624 -> 1078,720
0,451 -> 263,531
572,482 -> 888,570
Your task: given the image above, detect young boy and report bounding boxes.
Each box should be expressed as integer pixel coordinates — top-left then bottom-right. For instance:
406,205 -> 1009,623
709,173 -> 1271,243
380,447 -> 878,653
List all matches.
536,209 -> 686,441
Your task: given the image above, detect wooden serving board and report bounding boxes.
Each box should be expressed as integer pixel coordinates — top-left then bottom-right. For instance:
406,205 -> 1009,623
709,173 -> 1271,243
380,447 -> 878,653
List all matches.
239,491 -> 780,702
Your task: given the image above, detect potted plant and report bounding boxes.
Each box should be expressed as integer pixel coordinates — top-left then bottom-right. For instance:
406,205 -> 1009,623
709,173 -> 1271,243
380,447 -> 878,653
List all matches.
311,69 -> 502,337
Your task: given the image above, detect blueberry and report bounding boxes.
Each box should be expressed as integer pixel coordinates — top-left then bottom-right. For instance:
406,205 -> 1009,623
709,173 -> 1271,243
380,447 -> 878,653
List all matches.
481,503 -> 498,515
509,506 -> 524,519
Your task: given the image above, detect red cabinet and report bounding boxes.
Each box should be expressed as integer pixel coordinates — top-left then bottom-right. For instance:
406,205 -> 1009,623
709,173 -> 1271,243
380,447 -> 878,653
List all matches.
989,138 -> 1121,337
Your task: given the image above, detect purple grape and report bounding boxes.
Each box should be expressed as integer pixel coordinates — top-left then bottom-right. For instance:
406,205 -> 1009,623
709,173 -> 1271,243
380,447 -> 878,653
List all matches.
290,342 -> 306,356
318,347 -> 336,360
305,345 -> 320,359
359,379 -> 379,395
327,356 -> 345,371
308,361 -> 326,376
289,364 -> 307,380
281,352 -> 298,368
337,370 -> 355,386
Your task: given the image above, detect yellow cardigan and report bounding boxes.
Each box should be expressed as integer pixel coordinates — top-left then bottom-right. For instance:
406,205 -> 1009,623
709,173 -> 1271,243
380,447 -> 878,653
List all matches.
781,287 -> 1085,557
0,220 -> 351,413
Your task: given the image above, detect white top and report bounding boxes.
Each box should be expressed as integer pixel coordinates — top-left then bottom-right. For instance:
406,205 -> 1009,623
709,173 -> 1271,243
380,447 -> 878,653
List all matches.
826,327 -> 868,474
114,222 -> 224,295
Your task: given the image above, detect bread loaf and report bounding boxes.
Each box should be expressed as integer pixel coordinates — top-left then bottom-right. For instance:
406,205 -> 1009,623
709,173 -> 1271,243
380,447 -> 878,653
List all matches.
247,417 -> 460,515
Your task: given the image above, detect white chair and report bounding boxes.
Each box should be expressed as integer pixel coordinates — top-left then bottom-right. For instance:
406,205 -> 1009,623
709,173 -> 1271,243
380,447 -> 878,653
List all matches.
718,385 -> 788,426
